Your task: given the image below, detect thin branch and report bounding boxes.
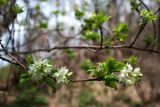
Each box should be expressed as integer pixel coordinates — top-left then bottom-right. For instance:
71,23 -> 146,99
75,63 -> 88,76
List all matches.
154,7 -> 160,15
71,78 -> 100,82
0,55 -> 18,65
14,44 -> 160,54
138,0 -> 150,11
152,21 -> 156,39
0,40 -> 27,70
130,23 -> 147,46
138,0 -> 157,43
99,26 -> 103,49
131,0 -> 157,47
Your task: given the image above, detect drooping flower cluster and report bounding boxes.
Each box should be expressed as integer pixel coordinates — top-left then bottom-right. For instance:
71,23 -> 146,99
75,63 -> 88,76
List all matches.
28,58 -> 72,84
53,67 -> 73,84
118,63 -> 143,85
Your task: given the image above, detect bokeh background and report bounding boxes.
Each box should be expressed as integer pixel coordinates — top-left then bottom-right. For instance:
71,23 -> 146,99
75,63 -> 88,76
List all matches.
0,0 -> 160,107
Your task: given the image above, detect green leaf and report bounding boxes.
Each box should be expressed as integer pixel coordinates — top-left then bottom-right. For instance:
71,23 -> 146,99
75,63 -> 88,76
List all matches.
52,10 -> 59,15
104,75 -> 118,90
113,23 -> 128,42
105,81 -> 117,90
26,55 -> 34,65
124,56 -> 137,65
80,59 -> 93,71
105,57 -> 125,73
82,12 -> 111,31
39,22 -> 48,29
21,73 -> 31,79
143,36 -> 155,45
74,7 -> 85,20
19,78 -> 30,84
82,30 -> 100,41
140,10 -> 157,24
87,57 -> 126,89
0,0 -> 8,5
105,57 -> 117,73
20,73 -> 31,84
130,0 -> 141,11
43,76 -> 56,93
12,4 -> 23,14
104,75 -> 117,81
157,0 -> 160,3
35,5 -> 40,11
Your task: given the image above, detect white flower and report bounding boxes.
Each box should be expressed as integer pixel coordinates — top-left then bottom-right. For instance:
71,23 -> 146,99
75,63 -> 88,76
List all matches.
125,79 -> 134,85
126,63 -> 133,73
118,73 -> 127,82
54,66 -> 72,84
118,63 -> 143,85
28,58 -> 53,81
132,68 -> 143,77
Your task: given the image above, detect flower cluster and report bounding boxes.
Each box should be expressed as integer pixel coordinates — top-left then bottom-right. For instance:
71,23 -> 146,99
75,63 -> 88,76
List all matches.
53,67 -> 73,84
28,59 -> 53,81
118,63 -> 143,85
28,58 -> 72,84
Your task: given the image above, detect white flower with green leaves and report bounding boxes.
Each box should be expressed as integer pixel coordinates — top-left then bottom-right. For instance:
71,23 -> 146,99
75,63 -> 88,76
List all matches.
118,63 -> 143,85
28,58 -> 53,81
54,66 -> 73,84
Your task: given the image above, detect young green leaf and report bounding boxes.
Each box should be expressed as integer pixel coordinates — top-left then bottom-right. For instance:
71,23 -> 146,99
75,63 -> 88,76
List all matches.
43,76 -> 57,93
39,22 -> 48,29
124,56 -> 137,65
12,4 -> 23,15
80,59 -> 93,71
26,55 -> 34,65
113,23 -> 128,42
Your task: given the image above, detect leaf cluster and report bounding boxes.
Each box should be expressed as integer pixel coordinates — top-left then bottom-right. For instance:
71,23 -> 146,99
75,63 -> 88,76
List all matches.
140,10 -> 156,24
130,0 -> 141,11
12,4 -> 23,15
113,23 -> 128,42
87,57 -> 125,89
82,13 -> 111,41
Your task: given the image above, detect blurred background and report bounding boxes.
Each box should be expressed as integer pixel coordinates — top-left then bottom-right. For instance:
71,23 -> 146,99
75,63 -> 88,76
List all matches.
0,0 -> 160,107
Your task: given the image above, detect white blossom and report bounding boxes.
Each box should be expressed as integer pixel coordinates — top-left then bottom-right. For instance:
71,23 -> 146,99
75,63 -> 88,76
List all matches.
27,58 -> 72,85
28,58 -> 53,81
118,63 -> 143,85
54,66 -> 72,84
132,68 -> 142,77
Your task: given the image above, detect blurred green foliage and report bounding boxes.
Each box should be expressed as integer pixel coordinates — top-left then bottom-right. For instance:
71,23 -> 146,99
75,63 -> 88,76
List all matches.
113,23 -> 128,42
79,88 -> 102,107
10,85 -> 48,107
124,56 -> 137,65
143,36 -> 155,46
140,10 -> 156,24
35,5 -> 41,11
12,4 -> 23,15
130,0 -> 141,11
74,7 -> 85,20
0,65 -> 10,80
39,22 -> 48,29
64,49 -> 76,60
80,59 -> 93,71
0,0 -> 8,5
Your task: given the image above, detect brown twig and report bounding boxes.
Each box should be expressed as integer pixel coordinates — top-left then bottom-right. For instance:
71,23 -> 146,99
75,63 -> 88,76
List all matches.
71,78 -> 100,82
0,40 -> 27,70
14,44 -> 160,55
